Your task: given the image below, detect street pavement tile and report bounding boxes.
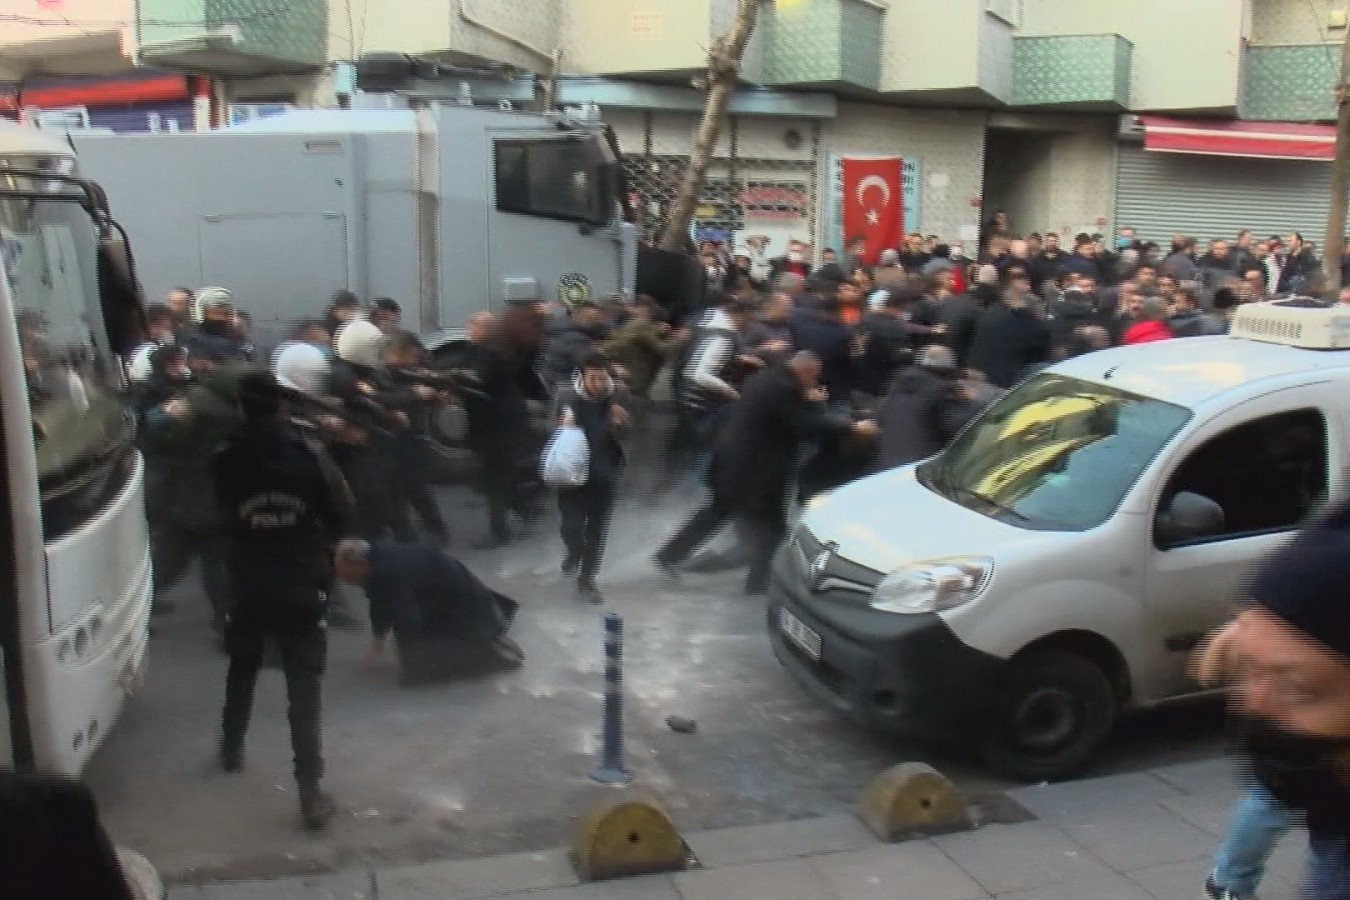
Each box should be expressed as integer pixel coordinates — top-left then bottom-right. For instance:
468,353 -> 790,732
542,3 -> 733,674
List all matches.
672,858 -> 836,900
809,841 -> 988,900
198,870 -> 373,899
993,872 -> 1155,900
1004,773 -> 1181,824
1127,856 -> 1299,900
1159,792 -> 1244,836
376,849 -> 577,899
166,888 -> 201,900
1051,802 -> 1216,871
1148,757 -> 1241,797
683,814 -> 875,869
495,874 -> 682,899
932,822 -> 1116,895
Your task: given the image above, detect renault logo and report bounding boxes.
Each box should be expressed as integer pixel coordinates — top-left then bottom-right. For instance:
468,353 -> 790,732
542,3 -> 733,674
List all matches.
809,541 -> 838,589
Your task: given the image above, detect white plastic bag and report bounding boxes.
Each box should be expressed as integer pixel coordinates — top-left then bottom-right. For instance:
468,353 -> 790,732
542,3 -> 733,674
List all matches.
541,423 -> 590,487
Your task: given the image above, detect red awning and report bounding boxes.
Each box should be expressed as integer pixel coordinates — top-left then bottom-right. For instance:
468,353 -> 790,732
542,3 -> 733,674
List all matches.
20,74 -> 191,110
1140,116 -> 1335,161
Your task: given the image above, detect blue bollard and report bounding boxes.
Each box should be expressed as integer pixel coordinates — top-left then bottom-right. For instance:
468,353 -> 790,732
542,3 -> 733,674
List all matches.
591,612 -> 632,784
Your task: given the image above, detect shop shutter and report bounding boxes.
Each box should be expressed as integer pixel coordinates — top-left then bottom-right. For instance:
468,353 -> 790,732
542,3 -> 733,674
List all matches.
1116,143 -> 1338,247
86,101 -> 195,134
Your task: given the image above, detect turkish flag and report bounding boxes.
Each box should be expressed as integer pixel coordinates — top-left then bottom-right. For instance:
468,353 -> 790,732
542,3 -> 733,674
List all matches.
840,157 -> 903,266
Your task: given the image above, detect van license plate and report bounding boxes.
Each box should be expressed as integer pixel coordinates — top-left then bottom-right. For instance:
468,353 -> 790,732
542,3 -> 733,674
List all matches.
779,607 -> 822,661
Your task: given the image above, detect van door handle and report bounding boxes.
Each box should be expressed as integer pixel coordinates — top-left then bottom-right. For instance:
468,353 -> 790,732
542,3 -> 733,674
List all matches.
1165,632 -> 1203,653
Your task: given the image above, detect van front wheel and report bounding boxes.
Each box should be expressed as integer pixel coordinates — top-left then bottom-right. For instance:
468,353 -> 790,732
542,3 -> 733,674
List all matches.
980,649 -> 1117,782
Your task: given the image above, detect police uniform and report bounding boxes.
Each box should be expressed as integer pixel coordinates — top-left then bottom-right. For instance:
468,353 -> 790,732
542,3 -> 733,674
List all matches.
210,372 -> 355,829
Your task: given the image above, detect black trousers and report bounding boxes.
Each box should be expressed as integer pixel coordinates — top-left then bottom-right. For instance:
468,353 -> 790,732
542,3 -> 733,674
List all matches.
391,436 -> 447,539
558,478 -> 617,583
657,492 -> 787,593
334,443 -> 405,541
221,607 -> 327,786
151,524 -> 229,622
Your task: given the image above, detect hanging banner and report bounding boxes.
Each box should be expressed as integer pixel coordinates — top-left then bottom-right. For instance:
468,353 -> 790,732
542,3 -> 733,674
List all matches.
826,155 -> 920,263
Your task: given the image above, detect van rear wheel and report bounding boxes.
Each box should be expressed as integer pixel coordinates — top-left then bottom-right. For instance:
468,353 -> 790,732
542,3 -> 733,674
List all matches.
980,649 -> 1117,782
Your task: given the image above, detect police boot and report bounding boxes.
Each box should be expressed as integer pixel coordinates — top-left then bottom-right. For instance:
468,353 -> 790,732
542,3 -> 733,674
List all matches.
298,782 -> 336,831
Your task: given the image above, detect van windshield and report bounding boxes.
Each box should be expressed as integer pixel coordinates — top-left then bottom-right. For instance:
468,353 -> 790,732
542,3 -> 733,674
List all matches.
917,373 -> 1191,531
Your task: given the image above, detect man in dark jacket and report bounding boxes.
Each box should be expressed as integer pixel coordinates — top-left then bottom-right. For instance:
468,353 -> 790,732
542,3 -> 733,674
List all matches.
1277,232 -> 1320,294
875,346 -> 991,470
335,540 -> 522,683
555,352 -> 628,604
212,371 -> 356,831
655,352 -> 877,594
455,312 -> 532,547
857,284 -> 917,396
542,301 -> 608,389
141,362 -> 245,627
967,267 -> 1052,389
790,291 -> 856,408
185,287 -> 251,367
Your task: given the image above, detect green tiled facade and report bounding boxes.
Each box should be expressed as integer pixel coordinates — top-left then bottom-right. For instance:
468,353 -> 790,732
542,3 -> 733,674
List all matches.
1240,45 -> 1337,122
139,0 -> 327,69
761,0 -> 883,90
1011,34 -> 1131,108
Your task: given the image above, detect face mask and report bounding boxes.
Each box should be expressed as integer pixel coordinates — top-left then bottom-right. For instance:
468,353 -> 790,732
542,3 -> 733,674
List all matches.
1117,237 -> 1131,250
1238,714 -> 1350,832
787,251 -> 804,263
707,265 -> 722,278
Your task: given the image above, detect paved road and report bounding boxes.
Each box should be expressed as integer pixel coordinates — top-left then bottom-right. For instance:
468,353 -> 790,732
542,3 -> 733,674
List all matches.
85,483 -> 1227,884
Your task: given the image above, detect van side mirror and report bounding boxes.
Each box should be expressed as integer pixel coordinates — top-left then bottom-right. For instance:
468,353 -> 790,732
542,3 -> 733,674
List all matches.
1156,491 -> 1225,548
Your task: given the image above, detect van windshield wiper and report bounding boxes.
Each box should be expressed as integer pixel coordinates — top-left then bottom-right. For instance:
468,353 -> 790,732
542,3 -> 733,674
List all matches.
954,486 -> 1030,522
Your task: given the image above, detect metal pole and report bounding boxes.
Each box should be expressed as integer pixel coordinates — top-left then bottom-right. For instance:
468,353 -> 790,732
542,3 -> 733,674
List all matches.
591,612 -> 632,784
1323,25 -> 1350,296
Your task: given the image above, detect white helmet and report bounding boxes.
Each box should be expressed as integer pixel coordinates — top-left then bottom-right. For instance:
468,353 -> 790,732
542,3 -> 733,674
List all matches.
335,319 -> 387,369
272,341 -> 331,397
192,286 -> 233,324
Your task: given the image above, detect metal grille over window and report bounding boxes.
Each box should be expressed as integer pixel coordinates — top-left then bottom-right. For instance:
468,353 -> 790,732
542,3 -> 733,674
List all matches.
621,117 -> 820,257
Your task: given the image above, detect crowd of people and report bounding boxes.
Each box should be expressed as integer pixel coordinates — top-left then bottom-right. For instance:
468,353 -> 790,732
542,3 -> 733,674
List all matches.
131,221 -> 1345,615
119,219 -> 1349,845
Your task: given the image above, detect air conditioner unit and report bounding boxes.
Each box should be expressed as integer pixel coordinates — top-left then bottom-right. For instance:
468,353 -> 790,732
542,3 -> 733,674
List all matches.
1230,298 -> 1350,350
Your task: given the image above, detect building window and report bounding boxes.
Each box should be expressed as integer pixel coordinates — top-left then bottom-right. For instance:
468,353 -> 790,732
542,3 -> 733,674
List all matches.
986,0 -> 1023,27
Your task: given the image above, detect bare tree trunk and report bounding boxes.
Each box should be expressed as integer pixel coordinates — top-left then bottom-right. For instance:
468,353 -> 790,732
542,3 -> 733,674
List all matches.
1323,26 -> 1350,295
659,0 -> 765,252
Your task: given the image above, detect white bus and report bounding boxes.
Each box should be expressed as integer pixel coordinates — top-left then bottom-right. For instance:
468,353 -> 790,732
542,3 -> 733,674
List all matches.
0,121 -> 152,774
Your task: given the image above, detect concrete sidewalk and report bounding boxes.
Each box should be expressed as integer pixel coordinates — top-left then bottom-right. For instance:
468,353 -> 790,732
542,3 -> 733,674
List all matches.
165,757 -> 1310,899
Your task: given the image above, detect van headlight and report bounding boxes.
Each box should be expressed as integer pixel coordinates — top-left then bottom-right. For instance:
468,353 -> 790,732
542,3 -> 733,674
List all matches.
870,557 -> 993,614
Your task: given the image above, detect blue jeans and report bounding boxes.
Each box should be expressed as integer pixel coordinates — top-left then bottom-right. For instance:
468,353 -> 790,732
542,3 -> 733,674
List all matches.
1212,784 -> 1294,895
1305,835 -> 1350,900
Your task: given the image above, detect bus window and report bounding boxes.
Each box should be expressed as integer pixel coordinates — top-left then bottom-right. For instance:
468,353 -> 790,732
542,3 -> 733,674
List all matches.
0,195 -> 133,541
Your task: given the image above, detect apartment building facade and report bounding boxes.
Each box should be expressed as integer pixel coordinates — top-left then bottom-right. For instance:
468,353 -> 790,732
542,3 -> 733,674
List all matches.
0,0 -> 1344,250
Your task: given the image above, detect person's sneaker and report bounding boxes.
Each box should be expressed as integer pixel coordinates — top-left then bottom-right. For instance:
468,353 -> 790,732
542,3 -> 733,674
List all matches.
561,551 -> 582,576
220,739 -> 244,773
578,580 -> 606,604
1203,875 -> 1253,900
298,785 -> 336,831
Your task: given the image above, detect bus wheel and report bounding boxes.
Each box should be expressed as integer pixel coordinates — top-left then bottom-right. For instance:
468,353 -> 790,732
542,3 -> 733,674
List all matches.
980,649 -> 1117,782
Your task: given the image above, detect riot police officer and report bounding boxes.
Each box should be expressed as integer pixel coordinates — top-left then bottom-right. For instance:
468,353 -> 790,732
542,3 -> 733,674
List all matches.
211,371 -> 356,830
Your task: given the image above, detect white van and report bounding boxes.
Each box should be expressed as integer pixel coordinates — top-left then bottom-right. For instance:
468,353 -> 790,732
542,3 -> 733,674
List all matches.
769,300 -> 1350,780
